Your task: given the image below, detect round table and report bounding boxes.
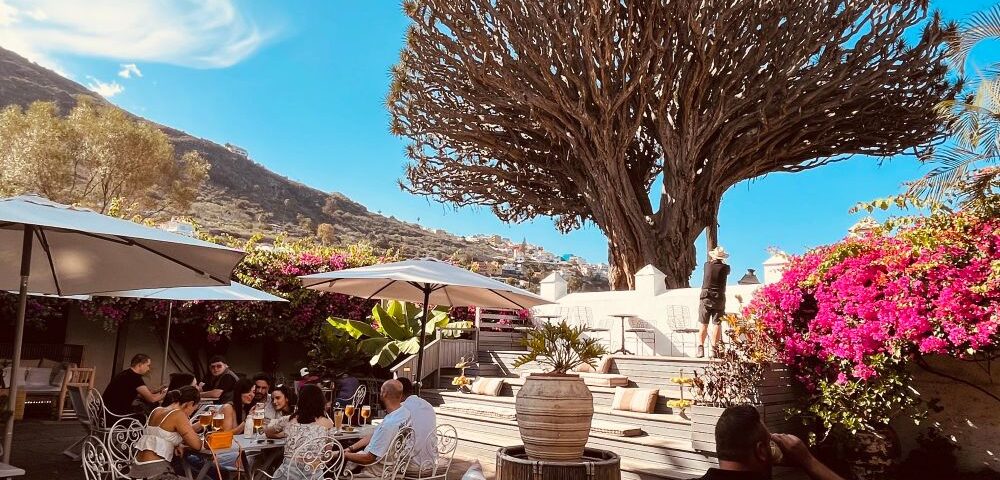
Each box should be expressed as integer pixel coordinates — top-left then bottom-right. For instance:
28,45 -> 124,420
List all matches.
609,313 -> 636,355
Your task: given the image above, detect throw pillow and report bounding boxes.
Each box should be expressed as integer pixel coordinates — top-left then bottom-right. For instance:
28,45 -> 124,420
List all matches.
611,387 -> 658,414
25,367 -> 52,386
38,358 -> 62,370
470,378 -> 505,396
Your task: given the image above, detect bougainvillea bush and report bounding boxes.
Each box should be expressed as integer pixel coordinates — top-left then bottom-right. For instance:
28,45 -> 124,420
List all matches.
745,208 -> 1000,438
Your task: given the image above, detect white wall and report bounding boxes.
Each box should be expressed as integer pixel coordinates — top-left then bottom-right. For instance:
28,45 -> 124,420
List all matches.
534,281 -> 762,357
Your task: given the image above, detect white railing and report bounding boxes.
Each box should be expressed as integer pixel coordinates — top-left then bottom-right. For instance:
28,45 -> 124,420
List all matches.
390,337 -> 441,384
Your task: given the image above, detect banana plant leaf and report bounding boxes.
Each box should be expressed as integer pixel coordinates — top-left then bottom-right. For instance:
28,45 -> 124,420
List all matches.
374,303 -> 413,341
327,317 -> 379,339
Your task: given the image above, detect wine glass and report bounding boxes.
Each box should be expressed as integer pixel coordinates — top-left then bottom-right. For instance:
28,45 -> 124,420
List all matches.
344,404 -> 356,429
360,405 -> 371,426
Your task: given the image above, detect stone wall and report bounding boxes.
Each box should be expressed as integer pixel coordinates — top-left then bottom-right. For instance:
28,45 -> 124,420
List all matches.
891,356 -> 1000,473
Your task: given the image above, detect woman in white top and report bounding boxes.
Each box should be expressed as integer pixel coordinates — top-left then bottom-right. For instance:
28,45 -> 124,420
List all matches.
129,386 -> 204,479
265,384 -> 335,479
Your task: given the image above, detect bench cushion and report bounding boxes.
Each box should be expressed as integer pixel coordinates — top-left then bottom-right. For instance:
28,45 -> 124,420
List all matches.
518,370 -> 628,387
24,367 -> 52,386
591,420 -> 643,437
470,377 -> 505,396
611,387 -> 658,413
441,402 -> 517,420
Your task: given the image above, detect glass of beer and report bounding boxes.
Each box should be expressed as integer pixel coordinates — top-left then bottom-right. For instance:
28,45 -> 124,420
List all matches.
360,405 -> 371,426
198,412 -> 212,430
333,408 -> 344,431
252,414 -> 264,436
211,414 -> 224,431
344,405 -> 356,428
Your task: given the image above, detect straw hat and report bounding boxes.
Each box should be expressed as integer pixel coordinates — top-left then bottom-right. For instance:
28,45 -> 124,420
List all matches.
709,246 -> 730,261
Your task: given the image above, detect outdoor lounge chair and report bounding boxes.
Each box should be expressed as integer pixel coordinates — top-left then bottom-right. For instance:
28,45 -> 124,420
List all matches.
664,305 -> 697,356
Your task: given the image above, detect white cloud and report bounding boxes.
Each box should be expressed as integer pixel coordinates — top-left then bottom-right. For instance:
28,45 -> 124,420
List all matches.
86,77 -> 123,98
0,0 -> 272,72
118,63 -> 142,79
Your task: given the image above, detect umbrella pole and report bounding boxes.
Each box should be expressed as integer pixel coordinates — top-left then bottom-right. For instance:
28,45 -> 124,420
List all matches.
160,302 -> 173,387
3,226 -> 33,464
414,287 -> 431,395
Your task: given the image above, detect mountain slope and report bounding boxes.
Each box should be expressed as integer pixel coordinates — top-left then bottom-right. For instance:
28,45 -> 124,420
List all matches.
0,46 -> 496,260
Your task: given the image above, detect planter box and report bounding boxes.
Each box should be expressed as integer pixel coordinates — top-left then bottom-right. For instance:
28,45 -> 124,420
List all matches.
0,387 -> 26,421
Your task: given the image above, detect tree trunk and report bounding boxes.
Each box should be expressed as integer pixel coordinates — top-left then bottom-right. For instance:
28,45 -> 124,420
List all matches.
604,180 -> 715,291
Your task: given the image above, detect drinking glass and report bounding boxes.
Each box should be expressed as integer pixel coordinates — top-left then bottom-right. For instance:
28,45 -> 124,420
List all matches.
360,405 -> 371,426
333,408 -> 344,431
198,412 -> 212,429
344,405 -> 356,429
252,414 -> 264,436
212,414 -> 224,431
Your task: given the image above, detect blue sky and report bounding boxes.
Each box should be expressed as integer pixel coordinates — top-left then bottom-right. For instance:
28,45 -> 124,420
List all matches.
1,0 -> 995,284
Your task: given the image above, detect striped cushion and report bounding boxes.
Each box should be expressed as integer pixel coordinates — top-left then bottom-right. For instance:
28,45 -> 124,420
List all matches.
470,378 -> 505,396
441,402 -> 517,420
611,387 -> 658,413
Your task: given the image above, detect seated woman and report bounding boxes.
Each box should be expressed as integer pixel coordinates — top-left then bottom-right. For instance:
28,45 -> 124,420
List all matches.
219,378 -> 258,433
266,384 -> 297,426
265,384 -> 336,478
129,386 -> 203,479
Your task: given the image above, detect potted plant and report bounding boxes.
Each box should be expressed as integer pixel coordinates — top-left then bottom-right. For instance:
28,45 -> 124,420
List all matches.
690,312 -> 775,452
512,321 -> 606,461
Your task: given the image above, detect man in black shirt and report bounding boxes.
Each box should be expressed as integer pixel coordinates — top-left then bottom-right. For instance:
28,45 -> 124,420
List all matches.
696,405 -> 843,480
102,353 -> 166,418
698,246 -> 731,358
200,355 -> 239,404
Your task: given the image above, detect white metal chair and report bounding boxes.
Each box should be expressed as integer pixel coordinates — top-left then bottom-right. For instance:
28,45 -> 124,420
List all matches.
105,416 -> 143,479
664,305 -> 697,356
84,387 -> 132,436
258,434 -> 345,480
368,426 -> 416,480
403,424 -> 458,479
624,317 -> 657,356
560,306 -> 594,330
81,435 -> 115,480
350,385 -> 367,408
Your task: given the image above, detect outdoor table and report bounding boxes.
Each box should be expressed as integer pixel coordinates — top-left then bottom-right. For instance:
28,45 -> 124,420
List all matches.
183,424 -> 376,480
609,313 -> 636,355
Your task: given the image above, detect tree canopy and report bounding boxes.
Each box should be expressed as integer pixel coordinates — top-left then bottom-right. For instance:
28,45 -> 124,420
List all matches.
0,97 -> 208,217
389,0 -> 957,288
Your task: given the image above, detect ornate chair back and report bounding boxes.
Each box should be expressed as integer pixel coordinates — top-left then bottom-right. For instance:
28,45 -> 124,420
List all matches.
106,416 -> 144,478
351,384 -> 368,408
287,434 -> 345,480
405,424 -> 459,479
379,426 -> 416,480
561,306 -> 594,329
81,435 -> 115,480
663,305 -> 694,332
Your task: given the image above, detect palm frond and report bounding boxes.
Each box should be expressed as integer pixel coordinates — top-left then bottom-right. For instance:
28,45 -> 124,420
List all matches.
950,4 -> 1000,72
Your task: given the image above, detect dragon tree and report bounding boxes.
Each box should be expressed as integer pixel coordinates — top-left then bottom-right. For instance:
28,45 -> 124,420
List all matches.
388,0 -> 956,289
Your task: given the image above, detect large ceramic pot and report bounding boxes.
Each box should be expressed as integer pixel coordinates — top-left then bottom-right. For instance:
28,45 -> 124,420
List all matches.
515,373 -> 593,461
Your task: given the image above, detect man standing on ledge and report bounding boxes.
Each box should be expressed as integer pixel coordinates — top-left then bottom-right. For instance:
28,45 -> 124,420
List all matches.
698,246 -> 730,358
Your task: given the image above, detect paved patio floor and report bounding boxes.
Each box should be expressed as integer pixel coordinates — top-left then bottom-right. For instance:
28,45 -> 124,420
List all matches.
7,419 -> 495,479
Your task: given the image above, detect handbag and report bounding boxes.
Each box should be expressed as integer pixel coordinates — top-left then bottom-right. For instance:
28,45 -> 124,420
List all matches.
205,431 -> 233,450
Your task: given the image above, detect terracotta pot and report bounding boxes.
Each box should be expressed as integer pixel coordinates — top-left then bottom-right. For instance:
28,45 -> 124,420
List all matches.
515,373 -> 593,461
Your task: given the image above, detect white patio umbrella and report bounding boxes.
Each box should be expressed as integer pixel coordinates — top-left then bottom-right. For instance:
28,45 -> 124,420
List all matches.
299,258 -> 552,390
96,282 -> 287,384
0,195 -> 245,463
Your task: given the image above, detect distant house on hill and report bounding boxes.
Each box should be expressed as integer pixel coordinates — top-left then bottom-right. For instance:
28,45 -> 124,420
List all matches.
159,218 -> 195,237
225,142 -> 249,157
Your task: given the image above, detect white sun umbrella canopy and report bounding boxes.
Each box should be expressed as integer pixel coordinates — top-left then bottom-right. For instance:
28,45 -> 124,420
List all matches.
0,195 -> 246,463
97,282 -> 287,384
300,258 -> 552,389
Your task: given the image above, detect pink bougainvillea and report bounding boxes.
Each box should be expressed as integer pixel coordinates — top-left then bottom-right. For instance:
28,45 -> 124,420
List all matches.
744,210 -> 1000,432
